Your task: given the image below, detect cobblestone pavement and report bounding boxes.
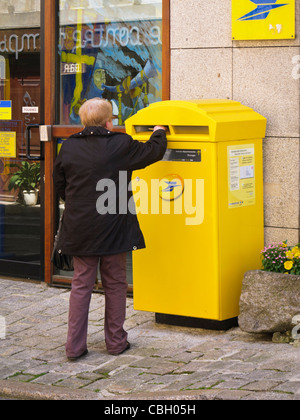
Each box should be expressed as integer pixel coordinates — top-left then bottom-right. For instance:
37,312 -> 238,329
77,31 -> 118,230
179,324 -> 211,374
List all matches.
0,278 -> 299,401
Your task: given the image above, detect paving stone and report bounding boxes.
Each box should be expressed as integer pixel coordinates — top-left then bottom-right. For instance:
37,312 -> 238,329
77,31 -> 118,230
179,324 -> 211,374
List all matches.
76,372 -> 107,381
23,364 -> 52,376
242,391 -> 298,400
148,361 -> 184,375
273,381 -> 300,394
83,378 -> 112,392
54,377 -> 92,390
30,372 -> 71,386
241,380 -> 283,392
213,378 -> 253,390
173,360 -> 205,374
8,373 -> 37,383
215,390 -> 252,400
0,278 -> 299,400
0,366 -> 22,380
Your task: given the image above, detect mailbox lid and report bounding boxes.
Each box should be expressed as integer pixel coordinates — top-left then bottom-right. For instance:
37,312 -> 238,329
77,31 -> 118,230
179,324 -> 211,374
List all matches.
125,99 -> 267,143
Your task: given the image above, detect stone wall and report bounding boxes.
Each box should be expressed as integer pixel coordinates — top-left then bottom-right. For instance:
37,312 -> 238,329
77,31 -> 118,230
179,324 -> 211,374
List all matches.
170,0 -> 300,246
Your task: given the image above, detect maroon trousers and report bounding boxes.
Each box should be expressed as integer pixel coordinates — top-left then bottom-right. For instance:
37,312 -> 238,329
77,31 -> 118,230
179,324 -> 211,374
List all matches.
65,253 -> 128,357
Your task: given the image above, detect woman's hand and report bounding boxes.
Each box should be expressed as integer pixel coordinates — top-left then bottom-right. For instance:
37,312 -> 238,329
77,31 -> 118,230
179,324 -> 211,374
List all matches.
153,125 -> 167,132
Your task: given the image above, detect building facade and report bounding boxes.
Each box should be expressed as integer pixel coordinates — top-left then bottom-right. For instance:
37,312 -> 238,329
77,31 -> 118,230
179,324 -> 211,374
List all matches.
0,0 -> 299,286
170,0 -> 300,248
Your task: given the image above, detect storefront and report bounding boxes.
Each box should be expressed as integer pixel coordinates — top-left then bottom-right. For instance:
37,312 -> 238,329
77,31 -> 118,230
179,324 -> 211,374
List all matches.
0,0 -> 170,288
2,0 -> 297,290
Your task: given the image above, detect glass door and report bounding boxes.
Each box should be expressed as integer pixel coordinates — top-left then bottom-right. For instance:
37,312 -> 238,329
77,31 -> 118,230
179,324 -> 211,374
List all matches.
0,1 -> 42,280
51,0 -> 165,289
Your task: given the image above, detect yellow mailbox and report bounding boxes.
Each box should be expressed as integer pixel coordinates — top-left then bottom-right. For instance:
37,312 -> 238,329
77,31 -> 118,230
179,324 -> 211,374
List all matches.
125,100 -> 266,329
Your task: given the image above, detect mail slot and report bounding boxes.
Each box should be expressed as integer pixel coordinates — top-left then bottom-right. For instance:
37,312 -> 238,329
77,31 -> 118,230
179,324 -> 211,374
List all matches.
125,99 -> 267,329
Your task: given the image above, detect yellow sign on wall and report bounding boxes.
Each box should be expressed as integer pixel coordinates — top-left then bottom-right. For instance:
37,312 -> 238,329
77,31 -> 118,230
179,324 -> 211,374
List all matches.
0,132 -> 16,158
232,0 -> 295,40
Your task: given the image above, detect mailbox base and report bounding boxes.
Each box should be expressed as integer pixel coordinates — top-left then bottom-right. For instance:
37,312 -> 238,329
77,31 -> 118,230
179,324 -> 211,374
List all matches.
155,313 -> 238,331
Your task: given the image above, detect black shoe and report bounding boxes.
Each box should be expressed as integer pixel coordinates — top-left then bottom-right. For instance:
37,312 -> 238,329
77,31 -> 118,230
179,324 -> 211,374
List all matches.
67,349 -> 88,362
110,341 -> 131,356
120,341 -> 131,354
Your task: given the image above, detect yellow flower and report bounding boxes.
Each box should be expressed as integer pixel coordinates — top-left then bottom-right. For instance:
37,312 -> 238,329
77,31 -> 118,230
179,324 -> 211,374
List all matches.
284,261 -> 293,271
286,250 -> 294,259
281,243 -> 288,248
292,246 -> 300,257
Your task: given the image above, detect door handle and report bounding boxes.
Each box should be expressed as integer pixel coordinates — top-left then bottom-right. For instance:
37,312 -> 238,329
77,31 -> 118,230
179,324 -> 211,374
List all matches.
26,124 -> 44,161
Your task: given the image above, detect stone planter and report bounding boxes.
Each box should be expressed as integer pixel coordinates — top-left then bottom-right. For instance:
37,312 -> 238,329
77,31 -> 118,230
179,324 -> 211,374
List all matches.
238,270 -> 300,334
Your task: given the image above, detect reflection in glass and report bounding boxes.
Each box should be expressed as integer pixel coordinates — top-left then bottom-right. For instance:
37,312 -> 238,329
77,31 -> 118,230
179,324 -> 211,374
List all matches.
0,1 -> 41,278
59,0 -> 162,125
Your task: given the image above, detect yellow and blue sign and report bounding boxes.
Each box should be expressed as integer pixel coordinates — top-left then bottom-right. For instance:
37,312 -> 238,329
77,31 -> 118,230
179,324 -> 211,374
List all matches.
0,100 -> 12,120
232,0 -> 295,40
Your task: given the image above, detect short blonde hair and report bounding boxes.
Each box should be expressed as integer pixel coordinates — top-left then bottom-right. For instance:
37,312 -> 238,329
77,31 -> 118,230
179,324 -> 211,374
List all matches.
79,98 -> 113,127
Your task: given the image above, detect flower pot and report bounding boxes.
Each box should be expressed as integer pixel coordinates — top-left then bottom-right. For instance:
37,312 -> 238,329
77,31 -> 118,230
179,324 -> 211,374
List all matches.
23,190 -> 38,206
239,270 -> 300,334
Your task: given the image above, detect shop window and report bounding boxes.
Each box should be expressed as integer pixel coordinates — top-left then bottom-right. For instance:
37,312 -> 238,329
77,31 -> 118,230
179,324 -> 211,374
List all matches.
59,0 -> 163,126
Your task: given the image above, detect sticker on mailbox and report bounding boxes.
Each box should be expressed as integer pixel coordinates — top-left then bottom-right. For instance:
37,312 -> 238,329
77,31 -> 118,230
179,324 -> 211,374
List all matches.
228,144 -> 256,208
159,174 -> 184,201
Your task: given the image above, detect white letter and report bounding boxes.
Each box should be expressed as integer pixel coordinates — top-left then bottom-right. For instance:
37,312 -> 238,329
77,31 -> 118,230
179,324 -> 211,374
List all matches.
119,171 -> 128,214
150,26 -> 162,45
22,33 -> 39,52
0,36 -> 8,53
103,27 -> 118,47
173,191 -> 183,215
73,29 -> 83,49
184,179 -> 204,226
151,179 -> 160,214
119,27 -> 129,47
0,56 -> 5,80
292,55 -> 300,80
129,177 -> 148,215
130,26 -> 143,46
0,316 -> 6,340
188,406 -> 196,415
148,405 -> 156,415
157,406 -> 164,415
96,179 -> 116,214
9,34 -> 23,60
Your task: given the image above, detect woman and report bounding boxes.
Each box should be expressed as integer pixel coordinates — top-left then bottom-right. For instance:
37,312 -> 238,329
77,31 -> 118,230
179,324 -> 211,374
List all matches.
53,98 -> 167,360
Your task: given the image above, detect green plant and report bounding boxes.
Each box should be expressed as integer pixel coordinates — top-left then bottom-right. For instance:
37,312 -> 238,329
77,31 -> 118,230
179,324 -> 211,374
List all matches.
261,241 -> 300,275
6,161 -> 41,193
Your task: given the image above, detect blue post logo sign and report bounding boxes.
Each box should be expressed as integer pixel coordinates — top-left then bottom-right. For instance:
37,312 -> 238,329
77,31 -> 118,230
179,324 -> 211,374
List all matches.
232,0 -> 295,40
159,174 -> 184,201
238,1 -> 289,21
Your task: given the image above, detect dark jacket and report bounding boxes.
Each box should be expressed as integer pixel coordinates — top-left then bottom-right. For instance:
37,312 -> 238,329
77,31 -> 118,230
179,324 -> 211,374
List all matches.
53,126 -> 167,256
